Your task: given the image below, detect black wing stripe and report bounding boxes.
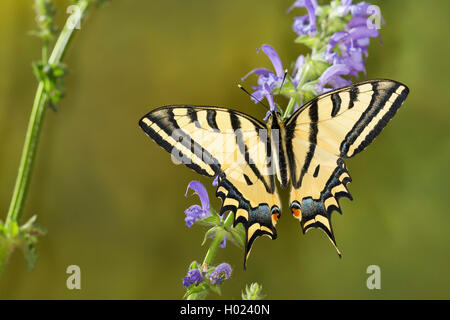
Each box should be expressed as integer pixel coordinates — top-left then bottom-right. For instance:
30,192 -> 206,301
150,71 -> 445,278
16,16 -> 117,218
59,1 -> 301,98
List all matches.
141,111 -> 221,176
340,82 -> 381,155
347,86 -> 359,109
331,93 -> 341,117
285,123 -> 297,187
167,110 -> 221,173
270,118 -> 288,188
140,117 -> 215,176
186,107 -> 198,123
229,111 -> 273,193
296,101 -> 318,188
206,109 -> 220,132
340,82 -> 405,157
351,86 -> 409,155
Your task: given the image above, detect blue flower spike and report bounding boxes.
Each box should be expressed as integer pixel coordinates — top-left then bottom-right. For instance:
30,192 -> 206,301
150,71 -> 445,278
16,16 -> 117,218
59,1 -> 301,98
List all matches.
208,263 -> 232,285
184,181 -> 211,228
182,268 -> 204,288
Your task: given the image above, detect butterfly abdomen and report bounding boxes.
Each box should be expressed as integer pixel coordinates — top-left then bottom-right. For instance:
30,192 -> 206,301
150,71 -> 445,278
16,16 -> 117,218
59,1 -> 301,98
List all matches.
267,112 -> 289,188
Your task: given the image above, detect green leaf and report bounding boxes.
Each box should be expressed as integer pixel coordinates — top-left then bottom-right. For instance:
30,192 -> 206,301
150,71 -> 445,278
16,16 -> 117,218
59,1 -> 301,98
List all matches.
201,226 -> 221,246
10,221 -> 19,237
196,214 -> 220,227
184,282 -> 209,300
226,223 -> 245,249
295,35 -> 320,49
23,240 -> 38,271
209,284 -> 222,296
51,65 -> 65,77
209,207 -> 220,218
242,282 -> 265,300
11,215 -> 46,271
188,260 -> 198,270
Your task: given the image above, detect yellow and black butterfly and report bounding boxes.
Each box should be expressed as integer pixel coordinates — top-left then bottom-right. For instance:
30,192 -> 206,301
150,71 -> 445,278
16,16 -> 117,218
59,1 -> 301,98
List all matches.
139,79 -> 409,268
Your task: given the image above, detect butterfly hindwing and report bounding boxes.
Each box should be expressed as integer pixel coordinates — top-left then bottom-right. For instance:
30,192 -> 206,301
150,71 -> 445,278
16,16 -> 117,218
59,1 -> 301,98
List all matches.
215,172 -> 280,269
285,79 -> 409,252
139,106 -> 281,267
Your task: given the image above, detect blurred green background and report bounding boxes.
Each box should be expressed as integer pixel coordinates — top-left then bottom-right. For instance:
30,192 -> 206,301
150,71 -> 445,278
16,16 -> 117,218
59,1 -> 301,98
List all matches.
0,0 -> 449,299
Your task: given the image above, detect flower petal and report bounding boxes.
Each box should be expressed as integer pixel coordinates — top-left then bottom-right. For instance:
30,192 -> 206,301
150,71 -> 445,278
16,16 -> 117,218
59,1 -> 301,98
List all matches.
351,1 -> 371,16
288,0 -> 317,35
258,45 -> 284,78
212,175 -> 219,186
219,236 -> 227,248
325,31 -> 350,57
292,54 -> 305,88
184,204 -> 206,228
241,68 -> 273,81
348,25 -> 379,40
347,15 -> 369,29
336,0 -> 353,16
182,269 -> 204,287
208,263 -> 232,285
287,0 -> 318,13
185,180 -> 210,211
316,64 -> 351,92
263,83 -> 276,112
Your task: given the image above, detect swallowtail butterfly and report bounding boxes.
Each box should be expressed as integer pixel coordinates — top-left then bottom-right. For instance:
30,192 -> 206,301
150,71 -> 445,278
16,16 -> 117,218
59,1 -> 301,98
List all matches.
139,79 -> 409,268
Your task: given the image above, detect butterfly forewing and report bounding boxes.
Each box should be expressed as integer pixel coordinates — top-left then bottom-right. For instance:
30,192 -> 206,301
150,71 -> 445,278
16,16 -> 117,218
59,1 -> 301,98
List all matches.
285,79 -> 409,253
139,106 -> 282,268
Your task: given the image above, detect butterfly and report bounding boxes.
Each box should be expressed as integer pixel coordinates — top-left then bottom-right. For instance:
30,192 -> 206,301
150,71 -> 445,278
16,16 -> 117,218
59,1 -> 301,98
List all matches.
139,79 -> 409,268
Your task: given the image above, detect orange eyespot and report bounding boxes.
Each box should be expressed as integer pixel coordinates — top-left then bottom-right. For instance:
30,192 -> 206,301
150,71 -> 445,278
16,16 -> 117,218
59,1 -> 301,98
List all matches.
291,208 -> 301,218
290,201 -> 301,219
270,206 -> 281,225
272,212 -> 280,222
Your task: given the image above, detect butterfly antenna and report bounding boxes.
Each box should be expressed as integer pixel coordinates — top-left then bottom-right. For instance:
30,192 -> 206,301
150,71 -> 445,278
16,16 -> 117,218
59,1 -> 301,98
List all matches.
278,69 -> 288,95
238,84 -> 269,110
274,69 -> 288,109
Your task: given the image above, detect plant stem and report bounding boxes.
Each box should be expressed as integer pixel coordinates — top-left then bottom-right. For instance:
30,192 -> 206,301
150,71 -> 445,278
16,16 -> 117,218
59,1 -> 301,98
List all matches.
202,212 -> 234,268
282,97 -> 297,119
4,0 -> 92,231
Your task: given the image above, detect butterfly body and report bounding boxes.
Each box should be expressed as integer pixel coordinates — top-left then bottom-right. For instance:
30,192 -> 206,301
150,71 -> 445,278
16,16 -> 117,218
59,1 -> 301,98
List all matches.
139,79 -> 409,268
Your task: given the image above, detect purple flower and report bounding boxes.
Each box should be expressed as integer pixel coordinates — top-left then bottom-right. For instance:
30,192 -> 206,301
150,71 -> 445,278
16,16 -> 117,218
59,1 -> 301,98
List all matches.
324,31 -> 347,62
209,235 -> 228,248
325,27 -> 378,64
316,64 -> 352,93
288,0 -> 318,36
338,0 -> 379,18
292,54 -> 305,89
242,44 -> 284,117
351,1 -> 371,16
320,1 -> 383,91
292,15 -> 316,36
219,236 -> 227,248
182,268 -> 204,287
336,0 -> 354,16
184,181 -> 211,228
208,263 -> 232,285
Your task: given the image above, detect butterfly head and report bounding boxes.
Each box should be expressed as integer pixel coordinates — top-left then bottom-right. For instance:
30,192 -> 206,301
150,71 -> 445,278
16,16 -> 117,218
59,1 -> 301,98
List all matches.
266,110 -> 283,128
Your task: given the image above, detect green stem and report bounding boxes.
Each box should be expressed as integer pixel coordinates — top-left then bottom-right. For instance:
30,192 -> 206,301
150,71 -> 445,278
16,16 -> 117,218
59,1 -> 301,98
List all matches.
4,83 -> 47,229
0,238 -> 9,275
282,97 -> 297,119
4,0 -> 92,231
202,212 -> 234,268
187,213 -> 234,300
